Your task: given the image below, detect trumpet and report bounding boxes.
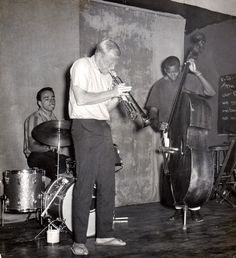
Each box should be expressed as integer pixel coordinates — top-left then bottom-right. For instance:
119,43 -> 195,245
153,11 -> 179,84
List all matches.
109,71 -> 150,128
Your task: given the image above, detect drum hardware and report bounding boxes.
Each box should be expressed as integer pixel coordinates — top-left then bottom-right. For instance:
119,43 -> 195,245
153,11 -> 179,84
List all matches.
41,177 -> 69,218
35,177 -> 71,240
0,194 -> 6,227
35,176 -> 96,240
32,120 -> 72,179
34,217 -> 69,240
42,176 -> 95,236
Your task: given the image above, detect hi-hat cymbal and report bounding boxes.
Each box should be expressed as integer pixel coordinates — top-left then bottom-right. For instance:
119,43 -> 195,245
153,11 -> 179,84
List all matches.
32,120 -> 72,147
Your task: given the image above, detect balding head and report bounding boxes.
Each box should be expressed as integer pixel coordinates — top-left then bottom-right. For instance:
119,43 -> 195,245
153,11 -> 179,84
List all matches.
95,39 -> 121,74
95,39 -> 121,58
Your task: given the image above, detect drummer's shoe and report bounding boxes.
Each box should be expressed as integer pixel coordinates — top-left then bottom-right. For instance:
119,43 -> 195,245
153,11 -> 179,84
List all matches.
190,210 -> 204,223
169,209 -> 182,221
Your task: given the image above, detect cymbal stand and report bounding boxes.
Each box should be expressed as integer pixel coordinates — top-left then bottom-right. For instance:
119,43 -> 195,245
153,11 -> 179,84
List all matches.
0,195 -> 6,227
56,122 -> 61,179
183,205 -> 188,230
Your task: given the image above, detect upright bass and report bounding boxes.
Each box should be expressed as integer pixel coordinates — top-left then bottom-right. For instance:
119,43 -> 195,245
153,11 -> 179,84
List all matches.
161,35 -> 214,229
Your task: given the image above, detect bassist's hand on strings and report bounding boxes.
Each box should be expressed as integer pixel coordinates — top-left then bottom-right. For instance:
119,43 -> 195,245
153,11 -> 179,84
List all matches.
187,58 -> 201,76
187,58 -> 216,96
149,119 -> 168,132
159,121 -> 168,131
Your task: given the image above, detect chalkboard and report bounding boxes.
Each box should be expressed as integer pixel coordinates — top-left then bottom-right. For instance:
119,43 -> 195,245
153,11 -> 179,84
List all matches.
218,73 -> 236,134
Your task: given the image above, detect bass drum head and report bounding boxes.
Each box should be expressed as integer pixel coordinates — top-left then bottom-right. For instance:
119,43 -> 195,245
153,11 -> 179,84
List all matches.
44,176 -> 96,237
62,183 -> 96,237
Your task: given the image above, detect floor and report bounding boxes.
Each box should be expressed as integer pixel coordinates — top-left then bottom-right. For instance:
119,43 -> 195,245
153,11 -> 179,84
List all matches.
1,198 -> 236,258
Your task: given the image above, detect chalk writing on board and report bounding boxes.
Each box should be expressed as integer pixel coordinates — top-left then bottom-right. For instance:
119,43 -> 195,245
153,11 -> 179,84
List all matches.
218,73 -> 236,134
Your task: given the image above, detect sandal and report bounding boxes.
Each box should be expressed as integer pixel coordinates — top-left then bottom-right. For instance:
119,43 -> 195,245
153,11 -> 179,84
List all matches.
95,237 -> 126,246
71,243 -> 89,256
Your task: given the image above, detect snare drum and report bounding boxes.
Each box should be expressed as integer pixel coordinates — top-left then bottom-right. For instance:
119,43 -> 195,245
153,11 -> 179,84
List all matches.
43,176 -> 96,237
3,168 -> 45,212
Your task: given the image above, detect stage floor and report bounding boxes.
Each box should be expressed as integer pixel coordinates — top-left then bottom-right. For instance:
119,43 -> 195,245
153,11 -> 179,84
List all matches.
1,199 -> 236,258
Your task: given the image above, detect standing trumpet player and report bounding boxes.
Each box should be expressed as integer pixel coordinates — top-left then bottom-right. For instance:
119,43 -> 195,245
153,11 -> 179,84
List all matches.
69,38 -> 131,256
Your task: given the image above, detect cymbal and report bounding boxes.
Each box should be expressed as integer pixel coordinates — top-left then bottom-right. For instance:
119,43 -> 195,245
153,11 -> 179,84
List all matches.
32,120 -> 72,147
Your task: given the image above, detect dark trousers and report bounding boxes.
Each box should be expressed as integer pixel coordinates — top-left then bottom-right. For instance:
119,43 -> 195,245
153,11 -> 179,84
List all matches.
71,119 -> 115,244
27,151 -> 67,180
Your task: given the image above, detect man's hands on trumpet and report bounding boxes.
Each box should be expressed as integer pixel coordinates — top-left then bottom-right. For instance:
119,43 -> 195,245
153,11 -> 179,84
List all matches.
113,83 -> 132,97
107,83 -> 132,111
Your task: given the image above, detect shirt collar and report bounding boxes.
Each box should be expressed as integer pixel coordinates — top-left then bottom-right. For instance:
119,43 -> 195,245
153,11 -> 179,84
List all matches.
90,55 -> 99,71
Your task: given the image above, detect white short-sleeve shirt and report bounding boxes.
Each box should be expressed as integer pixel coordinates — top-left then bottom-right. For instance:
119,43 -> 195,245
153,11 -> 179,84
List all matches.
69,56 -> 113,120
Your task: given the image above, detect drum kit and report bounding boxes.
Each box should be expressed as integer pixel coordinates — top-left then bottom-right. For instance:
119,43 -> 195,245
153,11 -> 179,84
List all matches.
1,120 -> 123,238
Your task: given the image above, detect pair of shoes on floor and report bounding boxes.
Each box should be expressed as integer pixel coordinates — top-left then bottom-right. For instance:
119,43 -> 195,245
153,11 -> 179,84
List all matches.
71,243 -> 89,256
169,209 -> 183,221
190,210 -> 204,223
95,237 -> 126,246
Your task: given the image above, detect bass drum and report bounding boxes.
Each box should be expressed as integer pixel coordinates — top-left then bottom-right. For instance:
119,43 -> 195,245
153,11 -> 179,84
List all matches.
44,176 -> 96,237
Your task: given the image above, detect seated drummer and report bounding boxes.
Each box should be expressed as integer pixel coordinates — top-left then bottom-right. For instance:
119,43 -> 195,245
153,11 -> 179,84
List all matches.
23,87 -> 68,181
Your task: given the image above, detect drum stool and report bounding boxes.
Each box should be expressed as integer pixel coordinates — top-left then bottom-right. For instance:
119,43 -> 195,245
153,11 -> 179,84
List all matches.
209,144 -> 229,182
